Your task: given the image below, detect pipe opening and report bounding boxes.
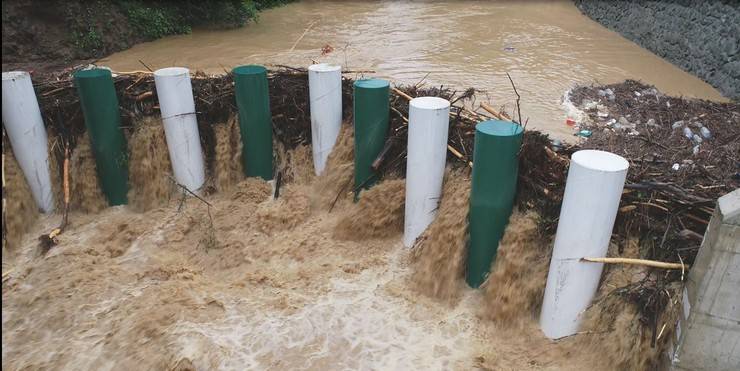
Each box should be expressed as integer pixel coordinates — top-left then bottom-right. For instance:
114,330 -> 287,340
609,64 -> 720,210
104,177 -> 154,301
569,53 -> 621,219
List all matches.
74,68 -> 112,79
571,150 -> 629,172
410,96 -> 450,111
154,67 -> 190,77
308,63 -> 342,73
2,71 -> 30,81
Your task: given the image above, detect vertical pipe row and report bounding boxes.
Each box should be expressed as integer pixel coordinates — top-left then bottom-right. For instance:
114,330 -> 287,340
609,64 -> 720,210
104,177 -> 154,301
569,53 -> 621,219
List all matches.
9,66 -> 636,344
308,63 -> 343,175
403,97 -> 450,247
74,68 -> 129,206
2,71 -> 55,213
233,65 -> 273,181
153,67 -> 205,192
466,120 -> 523,288
540,150 -> 628,339
353,79 -> 389,192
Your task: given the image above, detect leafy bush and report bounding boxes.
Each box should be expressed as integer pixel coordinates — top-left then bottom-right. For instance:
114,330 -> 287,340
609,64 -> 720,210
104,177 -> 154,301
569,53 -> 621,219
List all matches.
119,0 -> 278,38
124,3 -> 190,39
66,0 -> 296,56
177,0 -> 257,28
71,27 -> 103,54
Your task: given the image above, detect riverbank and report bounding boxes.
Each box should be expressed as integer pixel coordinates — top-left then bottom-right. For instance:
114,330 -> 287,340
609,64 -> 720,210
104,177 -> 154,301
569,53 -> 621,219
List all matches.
575,0 -> 740,100
1,0 -> 293,73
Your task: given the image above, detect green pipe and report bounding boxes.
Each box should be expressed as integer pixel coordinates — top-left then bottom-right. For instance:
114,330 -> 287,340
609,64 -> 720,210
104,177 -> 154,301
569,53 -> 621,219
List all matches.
74,68 -> 129,206
353,79 -> 389,192
466,120 -> 524,288
233,65 -> 273,180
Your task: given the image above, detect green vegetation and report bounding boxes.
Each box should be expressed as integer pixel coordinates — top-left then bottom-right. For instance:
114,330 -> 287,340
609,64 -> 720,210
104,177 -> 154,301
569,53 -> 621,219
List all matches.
67,0 -> 295,58
123,3 -> 191,39
67,0 -> 108,57
71,28 -> 104,55
120,0 -> 296,37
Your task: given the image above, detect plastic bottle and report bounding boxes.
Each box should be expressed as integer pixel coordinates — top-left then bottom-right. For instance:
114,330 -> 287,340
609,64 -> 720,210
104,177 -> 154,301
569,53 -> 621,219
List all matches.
576,130 -> 592,138
700,127 -> 711,139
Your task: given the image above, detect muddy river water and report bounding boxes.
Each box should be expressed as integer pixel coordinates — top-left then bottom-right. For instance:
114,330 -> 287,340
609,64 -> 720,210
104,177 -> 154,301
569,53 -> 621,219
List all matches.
100,0 -> 727,139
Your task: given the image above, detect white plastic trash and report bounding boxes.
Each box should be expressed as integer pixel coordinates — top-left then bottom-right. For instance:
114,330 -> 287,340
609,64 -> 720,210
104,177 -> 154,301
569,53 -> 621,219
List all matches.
403,97 -> 450,247
308,63 -> 343,175
2,71 -> 54,213
153,67 -> 205,193
700,127 -> 711,139
540,150 -> 629,339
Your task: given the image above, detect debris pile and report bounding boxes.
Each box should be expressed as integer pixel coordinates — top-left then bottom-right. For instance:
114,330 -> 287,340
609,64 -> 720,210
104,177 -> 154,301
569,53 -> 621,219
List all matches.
567,80 -> 738,351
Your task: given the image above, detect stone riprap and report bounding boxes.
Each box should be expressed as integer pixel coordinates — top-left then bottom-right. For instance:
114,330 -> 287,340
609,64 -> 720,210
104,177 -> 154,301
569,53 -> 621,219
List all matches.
575,0 -> 740,100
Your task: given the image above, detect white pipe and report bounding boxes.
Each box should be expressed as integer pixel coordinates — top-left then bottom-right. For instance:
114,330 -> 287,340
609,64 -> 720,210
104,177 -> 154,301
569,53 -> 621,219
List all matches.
153,67 -> 205,192
2,71 -> 54,213
403,97 -> 450,247
540,149 -> 629,339
308,63 -> 342,175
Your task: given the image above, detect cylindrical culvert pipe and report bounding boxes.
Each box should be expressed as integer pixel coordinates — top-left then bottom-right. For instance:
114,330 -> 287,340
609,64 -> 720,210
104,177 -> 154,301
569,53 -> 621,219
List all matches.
308,63 -> 342,175
233,65 -> 273,180
74,68 -> 129,206
353,79 -> 389,192
540,150 -> 629,339
2,71 -> 54,213
153,67 -> 205,192
403,97 -> 450,247
466,120 -> 523,288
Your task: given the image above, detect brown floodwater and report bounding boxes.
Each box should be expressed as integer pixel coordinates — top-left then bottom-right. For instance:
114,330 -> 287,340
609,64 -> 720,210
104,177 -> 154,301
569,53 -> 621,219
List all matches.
100,0 -> 727,139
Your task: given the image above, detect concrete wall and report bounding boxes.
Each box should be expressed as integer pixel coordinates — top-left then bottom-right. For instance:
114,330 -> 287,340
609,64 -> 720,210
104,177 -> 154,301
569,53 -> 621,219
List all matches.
671,189 -> 740,371
574,0 -> 740,100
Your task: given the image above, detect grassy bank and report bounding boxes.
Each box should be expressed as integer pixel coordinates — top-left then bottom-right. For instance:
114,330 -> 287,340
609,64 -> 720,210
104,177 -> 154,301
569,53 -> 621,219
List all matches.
2,0 -> 294,70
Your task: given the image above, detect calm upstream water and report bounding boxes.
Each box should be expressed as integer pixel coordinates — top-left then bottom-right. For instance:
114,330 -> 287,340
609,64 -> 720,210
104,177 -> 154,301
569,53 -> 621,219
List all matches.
100,0 -> 727,139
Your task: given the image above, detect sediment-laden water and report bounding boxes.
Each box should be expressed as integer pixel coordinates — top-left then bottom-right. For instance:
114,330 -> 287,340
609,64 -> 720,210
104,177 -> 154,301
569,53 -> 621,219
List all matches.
99,0 -> 727,139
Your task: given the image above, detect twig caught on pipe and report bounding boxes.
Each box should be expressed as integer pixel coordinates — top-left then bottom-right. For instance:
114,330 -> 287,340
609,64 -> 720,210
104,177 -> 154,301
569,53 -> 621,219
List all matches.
39,141 -> 71,255
138,59 -> 154,72
480,102 -> 507,120
167,175 -> 213,208
581,257 -> 689,270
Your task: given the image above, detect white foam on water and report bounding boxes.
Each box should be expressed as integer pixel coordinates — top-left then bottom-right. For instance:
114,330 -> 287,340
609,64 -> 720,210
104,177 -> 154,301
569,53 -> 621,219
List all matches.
170,248 -> 477,370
